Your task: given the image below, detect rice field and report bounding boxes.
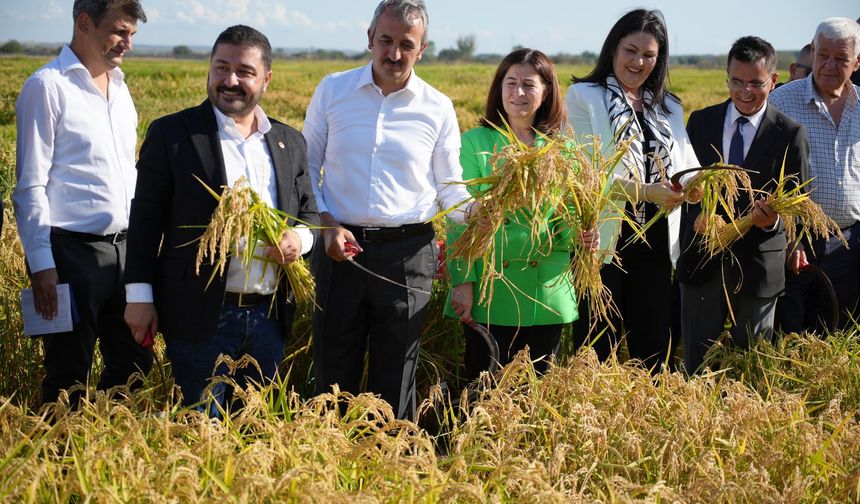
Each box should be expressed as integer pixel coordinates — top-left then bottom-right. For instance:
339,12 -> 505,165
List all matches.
2,56 -> 859,502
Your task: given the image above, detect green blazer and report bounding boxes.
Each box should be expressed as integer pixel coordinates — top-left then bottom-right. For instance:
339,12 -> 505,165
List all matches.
444,126 -> 579,326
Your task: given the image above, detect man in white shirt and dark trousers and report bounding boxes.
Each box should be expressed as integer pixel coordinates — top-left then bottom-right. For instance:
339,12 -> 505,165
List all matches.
124,26 -> 318,417
13,0 -> 151,407
304,0 -> 472,420
770,17 -> 860,333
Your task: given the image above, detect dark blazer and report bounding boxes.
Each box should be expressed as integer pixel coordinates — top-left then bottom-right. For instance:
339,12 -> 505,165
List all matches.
676,100 -> 809,298
125,100 -> 318,342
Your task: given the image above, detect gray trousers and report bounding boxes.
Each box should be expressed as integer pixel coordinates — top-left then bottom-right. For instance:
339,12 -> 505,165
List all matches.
680,270 -> 777,374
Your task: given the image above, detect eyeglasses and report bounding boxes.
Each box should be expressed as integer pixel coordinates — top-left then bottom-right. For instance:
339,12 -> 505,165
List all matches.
726,78 -> 772,90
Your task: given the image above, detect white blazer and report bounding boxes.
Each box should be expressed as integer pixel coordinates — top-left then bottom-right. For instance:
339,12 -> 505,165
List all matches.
566,81 -> 700,266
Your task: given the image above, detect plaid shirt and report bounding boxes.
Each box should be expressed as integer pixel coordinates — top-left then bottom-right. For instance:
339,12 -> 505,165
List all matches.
770,76 -> 860,228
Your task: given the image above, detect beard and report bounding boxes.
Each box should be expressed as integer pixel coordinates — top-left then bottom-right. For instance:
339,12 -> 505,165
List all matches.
207,83 -> 263,119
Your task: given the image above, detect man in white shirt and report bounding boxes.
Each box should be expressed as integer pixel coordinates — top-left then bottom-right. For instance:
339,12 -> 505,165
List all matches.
678,36 -> 808,373
770,17 -> 860,333
13,0 -> 151,406
124,26 -> 318,417
303,0 -> 471,420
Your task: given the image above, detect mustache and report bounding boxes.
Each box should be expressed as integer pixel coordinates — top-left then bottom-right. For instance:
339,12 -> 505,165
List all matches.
383,58 -> 403,66
218,85 -> 245,95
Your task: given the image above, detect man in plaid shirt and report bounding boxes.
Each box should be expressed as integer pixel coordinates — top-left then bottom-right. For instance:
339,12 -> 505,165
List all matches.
770,17 -> 860,333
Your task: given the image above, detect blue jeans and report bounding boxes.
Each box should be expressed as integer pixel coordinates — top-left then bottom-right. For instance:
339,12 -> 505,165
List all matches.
165,301 -> 285,418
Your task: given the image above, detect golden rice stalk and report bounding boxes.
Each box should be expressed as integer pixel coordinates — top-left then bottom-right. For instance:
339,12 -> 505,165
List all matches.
705,171 -> 846,256
684,162 -> 754,254
193,175 -> 317,306
448,121 -> 577,304
561,132 -> 638,329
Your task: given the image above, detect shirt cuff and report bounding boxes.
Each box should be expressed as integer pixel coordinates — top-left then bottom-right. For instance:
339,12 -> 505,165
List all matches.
766,214 -> 781,232
126,283 -> 154,303
293,225 -> 314,255
27,248 -> 56,274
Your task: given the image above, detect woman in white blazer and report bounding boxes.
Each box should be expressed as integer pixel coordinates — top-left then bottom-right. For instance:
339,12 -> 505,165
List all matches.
566,9 -> 699,370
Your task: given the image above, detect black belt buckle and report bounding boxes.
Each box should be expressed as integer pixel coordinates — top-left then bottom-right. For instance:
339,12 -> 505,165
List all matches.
224,292 -> 273,307
361,227 -> 382,241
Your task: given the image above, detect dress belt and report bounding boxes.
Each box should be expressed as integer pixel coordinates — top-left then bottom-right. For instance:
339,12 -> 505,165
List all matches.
223,291 -> 274,307
342,223 -> 433,242
51,227 -> 127,244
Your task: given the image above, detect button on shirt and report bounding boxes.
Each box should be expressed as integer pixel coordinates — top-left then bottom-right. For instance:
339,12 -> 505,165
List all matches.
302,62 -> 471,226
13,45 -> 138,273
770,77 -> 860,228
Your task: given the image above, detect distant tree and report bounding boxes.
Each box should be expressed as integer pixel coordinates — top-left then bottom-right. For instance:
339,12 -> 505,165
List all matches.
0,40 -> 24,54
456,35 -> 476,60
421,40 -> 436,62
437,48 -> 460,62
511,44 -> 525,52
172,45 -> 193,58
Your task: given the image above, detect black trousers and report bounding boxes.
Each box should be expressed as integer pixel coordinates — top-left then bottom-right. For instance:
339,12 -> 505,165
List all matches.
463,323 -> 563,380
41,232 -> 152,406
572,249 -> 674,370
312,230 -> 435,420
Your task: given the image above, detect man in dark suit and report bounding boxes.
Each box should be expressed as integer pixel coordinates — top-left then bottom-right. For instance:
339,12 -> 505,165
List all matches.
123,25 -> 318,416
677,36 -> 809,374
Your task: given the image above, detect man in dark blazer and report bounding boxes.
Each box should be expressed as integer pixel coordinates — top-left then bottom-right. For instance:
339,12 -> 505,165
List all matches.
123,25 -> 318,415
677,36 -> 809,374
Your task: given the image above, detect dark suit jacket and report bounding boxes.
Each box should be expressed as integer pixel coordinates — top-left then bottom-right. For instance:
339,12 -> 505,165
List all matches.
676,100 -> 809,298
125,100 -> 319,342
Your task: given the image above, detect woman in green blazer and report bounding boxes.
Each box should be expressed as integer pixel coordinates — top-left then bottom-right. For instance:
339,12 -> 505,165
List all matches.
445,48 -> 599,379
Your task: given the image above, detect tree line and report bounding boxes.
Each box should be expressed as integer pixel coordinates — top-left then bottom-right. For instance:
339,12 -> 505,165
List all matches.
0,38 -> 801,70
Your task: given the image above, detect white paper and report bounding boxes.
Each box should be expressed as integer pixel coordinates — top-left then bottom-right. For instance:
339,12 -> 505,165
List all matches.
21,283 -> 74,336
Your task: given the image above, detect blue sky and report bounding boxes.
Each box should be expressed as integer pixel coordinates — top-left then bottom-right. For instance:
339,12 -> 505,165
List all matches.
1,0 -> 856,55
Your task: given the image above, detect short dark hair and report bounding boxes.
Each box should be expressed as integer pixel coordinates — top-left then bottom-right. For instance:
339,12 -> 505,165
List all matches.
574,9 -> 671,113
211,25 -> 272,70
727,36 -> 777,73
73,0 -> 146,25
482,48 -> 565,135
798,43 -> 812,59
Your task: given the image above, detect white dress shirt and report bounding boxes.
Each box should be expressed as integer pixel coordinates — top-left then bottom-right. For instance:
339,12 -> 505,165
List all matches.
302,62 -> 471,226
770,77 -> 860,228
722,102 -> 767,162
13,45 -> 138,273
216,106 -> 313,294
125,105 -> 313,303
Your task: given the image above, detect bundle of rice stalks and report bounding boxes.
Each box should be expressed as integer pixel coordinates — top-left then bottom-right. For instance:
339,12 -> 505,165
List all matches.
193,175 -> 316,306
446,122 -> 577,304
562,133 -> 639,329
703,164 -> 846,257
680,162 -> 754,257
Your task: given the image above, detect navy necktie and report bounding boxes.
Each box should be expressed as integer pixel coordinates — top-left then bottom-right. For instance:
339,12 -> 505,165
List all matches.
728,116 -> 749,166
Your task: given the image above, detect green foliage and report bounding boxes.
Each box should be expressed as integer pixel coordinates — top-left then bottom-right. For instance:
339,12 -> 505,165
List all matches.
0,40 -> 24,54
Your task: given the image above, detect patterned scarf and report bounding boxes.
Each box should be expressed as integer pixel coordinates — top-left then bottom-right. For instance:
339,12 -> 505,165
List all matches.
605,75 -> 675,224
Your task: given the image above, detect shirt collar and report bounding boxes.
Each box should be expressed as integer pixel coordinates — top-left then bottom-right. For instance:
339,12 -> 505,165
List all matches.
212,104 -> 272,140
358,60 -> 420,96
729,100 -> 767,130
58,44 -> 125,81
807,74 -> 860,107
